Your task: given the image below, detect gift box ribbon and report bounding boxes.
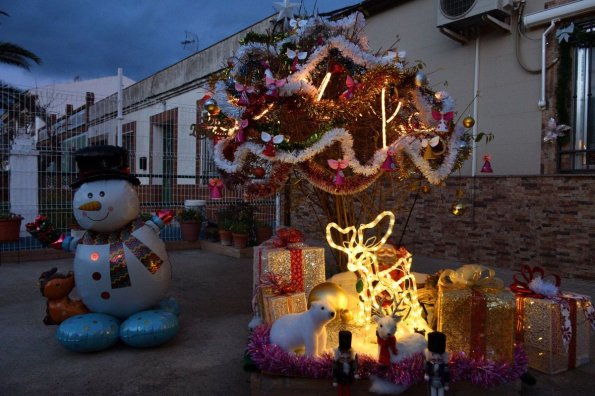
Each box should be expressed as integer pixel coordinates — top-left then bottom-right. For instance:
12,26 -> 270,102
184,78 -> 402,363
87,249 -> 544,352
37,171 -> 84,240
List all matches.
439,264 -> 504,360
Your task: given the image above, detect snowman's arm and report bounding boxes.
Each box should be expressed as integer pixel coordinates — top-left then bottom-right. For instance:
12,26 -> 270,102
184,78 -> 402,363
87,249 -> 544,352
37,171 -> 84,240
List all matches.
59,235 -> 82,252
145,210 -> 175,235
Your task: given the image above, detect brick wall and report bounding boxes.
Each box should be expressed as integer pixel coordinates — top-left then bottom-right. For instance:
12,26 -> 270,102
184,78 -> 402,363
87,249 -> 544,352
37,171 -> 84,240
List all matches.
291,175 -> 595,279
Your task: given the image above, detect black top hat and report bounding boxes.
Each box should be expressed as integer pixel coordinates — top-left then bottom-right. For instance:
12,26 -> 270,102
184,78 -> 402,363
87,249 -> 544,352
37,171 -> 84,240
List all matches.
338,330 -> 352,351
71,145 -> 140,188
427,331 -> 446,354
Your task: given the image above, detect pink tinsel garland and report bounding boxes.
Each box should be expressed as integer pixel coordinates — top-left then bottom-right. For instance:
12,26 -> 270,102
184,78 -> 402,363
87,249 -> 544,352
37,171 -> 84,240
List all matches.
246,325 -> 528,388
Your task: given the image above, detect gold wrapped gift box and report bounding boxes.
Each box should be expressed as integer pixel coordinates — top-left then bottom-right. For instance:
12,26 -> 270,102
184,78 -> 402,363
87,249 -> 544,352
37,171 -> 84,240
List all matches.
253,245 -> 325,299
261,291 -> 307,324
516,294 -> 591,374
437,287 -> 515,362
436,265 -> 515,362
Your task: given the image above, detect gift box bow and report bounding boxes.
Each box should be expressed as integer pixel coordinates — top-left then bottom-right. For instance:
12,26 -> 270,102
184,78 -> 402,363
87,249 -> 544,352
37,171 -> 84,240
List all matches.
259,272 -> 300,295
252,272 -> 300,314
276,227 -> 304,244
510,265 -> 560,299
438,264 -> 504,292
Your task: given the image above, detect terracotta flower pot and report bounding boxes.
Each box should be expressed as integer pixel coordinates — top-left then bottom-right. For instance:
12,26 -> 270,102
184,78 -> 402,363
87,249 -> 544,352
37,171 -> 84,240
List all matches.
0,218 -> 22,242
219,229 -> 233,246
232,232 -> 249,249
180,221 -> 201,242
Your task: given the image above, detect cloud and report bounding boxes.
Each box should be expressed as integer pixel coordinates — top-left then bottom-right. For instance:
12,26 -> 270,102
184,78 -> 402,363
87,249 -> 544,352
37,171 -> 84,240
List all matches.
0,0 -> 357,87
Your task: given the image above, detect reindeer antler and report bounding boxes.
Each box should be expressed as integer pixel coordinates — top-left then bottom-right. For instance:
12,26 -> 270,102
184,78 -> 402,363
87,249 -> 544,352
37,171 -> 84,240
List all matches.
391,297 -> 406,319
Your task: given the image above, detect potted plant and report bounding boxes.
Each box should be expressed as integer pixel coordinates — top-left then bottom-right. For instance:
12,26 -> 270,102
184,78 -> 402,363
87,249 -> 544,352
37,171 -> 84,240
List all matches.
176,208 -> 203,242
0,212 -> 23,242
230,220 -> 250,249
217,209 -> 234,246
254,220 -> 273,244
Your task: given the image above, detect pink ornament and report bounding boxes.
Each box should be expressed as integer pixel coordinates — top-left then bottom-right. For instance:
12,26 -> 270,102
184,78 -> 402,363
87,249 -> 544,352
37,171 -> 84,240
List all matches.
431,110 -> 454,133
381,151 -> 396,171
234,82 -> 255,106
339,75 -> 359,100
328,158 -> 349,186
209,178 -> 223,199
481,154 -> 493,173
236,119 -> 248,143
264,69 -> 286,95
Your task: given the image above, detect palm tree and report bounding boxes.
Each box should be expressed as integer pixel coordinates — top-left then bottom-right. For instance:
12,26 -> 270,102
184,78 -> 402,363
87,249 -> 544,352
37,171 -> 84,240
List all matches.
0,10 -> 43,164
0,11 -> 41,70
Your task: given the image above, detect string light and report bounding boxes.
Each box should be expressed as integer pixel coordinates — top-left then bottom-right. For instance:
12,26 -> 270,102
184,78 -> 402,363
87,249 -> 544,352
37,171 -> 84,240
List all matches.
326,211 -> 431,334
253,103 -> 274,120
316,72 -> 332,101
381,88 -> 402,148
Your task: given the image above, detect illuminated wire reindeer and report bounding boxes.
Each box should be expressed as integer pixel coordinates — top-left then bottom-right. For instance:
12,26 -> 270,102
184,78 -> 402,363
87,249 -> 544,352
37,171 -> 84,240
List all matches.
326,211 -> 431,334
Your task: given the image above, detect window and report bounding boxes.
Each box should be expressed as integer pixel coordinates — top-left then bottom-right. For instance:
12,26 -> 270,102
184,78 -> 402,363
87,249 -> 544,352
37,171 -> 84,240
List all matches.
573,37 -> 594,169
559,21 -> 595,172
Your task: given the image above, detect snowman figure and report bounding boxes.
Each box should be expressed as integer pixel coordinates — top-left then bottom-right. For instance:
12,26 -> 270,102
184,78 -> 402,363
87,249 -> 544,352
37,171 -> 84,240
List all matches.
52,145 -> 179,351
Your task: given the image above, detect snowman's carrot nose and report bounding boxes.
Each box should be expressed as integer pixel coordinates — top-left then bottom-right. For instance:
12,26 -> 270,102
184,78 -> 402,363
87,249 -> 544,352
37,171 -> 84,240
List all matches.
79,201 -> 102,211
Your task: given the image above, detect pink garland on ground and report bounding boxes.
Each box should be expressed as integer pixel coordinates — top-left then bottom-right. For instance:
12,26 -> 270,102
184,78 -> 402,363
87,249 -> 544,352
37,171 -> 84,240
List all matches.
246,325 -> 528,388
448,344 -> 528,388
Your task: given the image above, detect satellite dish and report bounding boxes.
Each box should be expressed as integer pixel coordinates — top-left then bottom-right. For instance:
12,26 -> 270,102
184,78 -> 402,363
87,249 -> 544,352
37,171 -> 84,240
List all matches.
181,31 -> 199,52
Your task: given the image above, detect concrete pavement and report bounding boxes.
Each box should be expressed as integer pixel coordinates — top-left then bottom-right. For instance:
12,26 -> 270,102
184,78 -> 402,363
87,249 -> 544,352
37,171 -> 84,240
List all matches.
0,249 -> 253,396
0,249 -> 594,395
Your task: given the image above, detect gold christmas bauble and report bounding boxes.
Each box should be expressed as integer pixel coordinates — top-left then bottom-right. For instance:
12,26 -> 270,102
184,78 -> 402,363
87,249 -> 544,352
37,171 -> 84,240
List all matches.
308,282 -> 353,322
462,116 -> 475,129
203,98 -> 219,115
450,201 -> 466,216
308,282 -> 349,310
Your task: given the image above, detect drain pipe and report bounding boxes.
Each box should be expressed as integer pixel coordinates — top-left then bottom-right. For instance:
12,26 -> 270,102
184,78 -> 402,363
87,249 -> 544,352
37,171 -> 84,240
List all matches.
471,36 -> 480,177
538,19 -> 559,110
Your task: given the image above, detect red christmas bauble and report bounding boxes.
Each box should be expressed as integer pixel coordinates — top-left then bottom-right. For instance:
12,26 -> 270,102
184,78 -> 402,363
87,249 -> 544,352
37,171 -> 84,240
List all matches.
252,166 -> 265,178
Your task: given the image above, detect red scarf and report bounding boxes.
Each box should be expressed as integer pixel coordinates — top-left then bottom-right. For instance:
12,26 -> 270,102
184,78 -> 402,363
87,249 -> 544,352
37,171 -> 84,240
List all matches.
377,332 -> 398,365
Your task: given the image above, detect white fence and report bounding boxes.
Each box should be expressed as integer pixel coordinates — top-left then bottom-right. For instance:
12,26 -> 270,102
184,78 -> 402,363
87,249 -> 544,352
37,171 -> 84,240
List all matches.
0,85 -> 277,251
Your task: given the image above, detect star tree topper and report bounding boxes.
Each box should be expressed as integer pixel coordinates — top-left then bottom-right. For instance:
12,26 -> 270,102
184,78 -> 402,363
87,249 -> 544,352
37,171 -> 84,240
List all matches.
273,0 -> 298,23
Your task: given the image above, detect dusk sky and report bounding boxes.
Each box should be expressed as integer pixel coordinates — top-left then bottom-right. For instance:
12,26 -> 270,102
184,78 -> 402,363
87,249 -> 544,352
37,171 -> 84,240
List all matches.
0,0 -> 358,89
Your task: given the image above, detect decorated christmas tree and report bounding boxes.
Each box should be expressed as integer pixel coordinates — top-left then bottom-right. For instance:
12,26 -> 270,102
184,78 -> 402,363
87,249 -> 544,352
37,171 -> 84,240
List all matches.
196,10 -> 472,221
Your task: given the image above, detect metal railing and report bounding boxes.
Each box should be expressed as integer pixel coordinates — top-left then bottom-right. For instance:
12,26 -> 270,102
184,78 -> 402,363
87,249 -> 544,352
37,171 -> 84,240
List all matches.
0,85 -> 277,251
557,149 -> 595,173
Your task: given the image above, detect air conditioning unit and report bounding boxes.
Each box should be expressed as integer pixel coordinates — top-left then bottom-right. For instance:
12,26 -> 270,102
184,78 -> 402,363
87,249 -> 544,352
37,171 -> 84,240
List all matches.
437,0 -> 512,32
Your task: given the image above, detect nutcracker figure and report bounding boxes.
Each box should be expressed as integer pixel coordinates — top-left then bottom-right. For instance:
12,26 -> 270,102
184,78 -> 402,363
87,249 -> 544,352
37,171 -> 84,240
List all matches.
424,331 -> 450,396
332,330 -> 359,396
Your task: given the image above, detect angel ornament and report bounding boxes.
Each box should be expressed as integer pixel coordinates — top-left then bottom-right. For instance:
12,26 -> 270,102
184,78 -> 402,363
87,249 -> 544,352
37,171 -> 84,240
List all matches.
261,132 -> 284,157
328,157 -> 349,186
264,68 -> 287,96
432,91 -> 455,133
286,48 -> 308,72
421,136 -> 444,159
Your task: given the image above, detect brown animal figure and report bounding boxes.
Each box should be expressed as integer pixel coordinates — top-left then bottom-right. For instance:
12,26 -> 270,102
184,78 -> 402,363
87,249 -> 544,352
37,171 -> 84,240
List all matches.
38,267 -> 89,325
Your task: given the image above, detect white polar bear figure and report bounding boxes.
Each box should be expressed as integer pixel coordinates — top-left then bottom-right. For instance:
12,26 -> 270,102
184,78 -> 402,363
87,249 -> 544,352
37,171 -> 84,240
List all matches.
269,299 -> 336,357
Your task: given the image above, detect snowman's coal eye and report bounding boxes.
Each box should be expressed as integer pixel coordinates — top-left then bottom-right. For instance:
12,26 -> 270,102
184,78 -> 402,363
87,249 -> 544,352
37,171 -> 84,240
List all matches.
87,193 -> 93,199
321,306 -> 325,310
99,191 -> 105,197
